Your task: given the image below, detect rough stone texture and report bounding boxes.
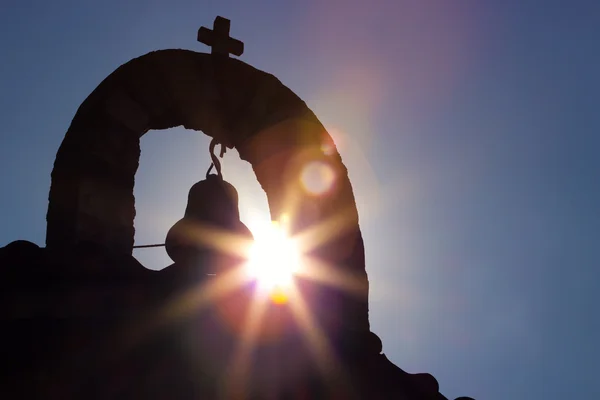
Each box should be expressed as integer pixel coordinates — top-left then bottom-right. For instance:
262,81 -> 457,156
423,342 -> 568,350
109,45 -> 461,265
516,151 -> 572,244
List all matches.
0,242 -> 472,399
47,50 -> 370,342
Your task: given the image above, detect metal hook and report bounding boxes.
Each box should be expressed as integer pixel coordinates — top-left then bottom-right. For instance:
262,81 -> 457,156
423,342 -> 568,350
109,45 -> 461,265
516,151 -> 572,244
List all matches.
206,138 -> 226,179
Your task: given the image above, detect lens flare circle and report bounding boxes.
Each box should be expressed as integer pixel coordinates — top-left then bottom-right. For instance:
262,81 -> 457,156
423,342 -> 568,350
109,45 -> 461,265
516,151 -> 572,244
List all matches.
301,161 -> 335,195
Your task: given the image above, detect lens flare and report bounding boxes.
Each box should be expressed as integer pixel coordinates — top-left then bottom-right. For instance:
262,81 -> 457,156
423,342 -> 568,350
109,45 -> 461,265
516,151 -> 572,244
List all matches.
301,161 -> 335,195
246,221 -> 301,299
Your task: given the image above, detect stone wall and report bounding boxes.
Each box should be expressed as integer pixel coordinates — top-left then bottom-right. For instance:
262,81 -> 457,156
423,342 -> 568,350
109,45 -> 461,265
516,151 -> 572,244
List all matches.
47,49 -> 370,336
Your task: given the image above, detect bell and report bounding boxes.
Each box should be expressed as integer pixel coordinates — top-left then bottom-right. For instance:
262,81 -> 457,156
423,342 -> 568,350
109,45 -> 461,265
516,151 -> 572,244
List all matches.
165,174 -> 253,273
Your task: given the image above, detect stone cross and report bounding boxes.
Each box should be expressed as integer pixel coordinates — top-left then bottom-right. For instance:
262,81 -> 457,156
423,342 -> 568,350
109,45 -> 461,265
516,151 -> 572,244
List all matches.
197,16 -> 244,57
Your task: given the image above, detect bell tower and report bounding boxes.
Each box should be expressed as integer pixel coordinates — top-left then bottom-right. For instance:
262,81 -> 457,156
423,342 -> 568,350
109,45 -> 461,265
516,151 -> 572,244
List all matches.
18,15 -> 477,400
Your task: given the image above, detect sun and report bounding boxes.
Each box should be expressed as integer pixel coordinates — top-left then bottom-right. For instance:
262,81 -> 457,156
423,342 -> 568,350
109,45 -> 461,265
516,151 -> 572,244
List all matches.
245,219 -> 301,300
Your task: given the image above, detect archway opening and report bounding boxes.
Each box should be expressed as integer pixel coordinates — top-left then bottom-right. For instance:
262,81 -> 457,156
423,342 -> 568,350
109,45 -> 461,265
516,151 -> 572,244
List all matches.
132,127 -> 270,271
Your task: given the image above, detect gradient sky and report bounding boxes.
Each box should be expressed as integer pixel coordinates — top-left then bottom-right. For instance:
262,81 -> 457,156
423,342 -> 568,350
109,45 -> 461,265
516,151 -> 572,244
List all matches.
1,1 -> 599,399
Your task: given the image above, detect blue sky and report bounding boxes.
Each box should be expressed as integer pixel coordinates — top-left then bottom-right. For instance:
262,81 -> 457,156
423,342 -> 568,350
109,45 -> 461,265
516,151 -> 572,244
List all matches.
1,1 -> 600,398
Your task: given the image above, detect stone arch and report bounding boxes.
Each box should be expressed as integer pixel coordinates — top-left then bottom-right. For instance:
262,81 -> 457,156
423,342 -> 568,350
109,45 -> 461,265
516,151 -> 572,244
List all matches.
47,49 -> 369,333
